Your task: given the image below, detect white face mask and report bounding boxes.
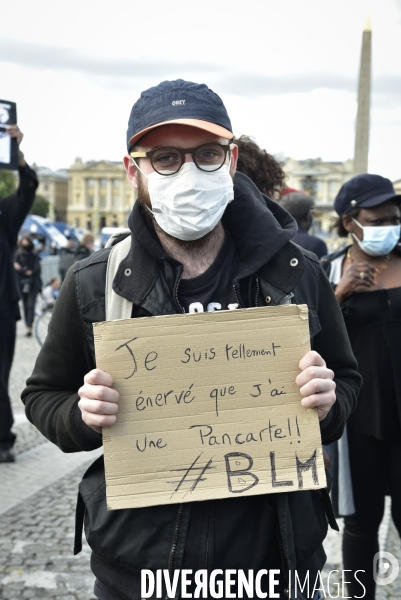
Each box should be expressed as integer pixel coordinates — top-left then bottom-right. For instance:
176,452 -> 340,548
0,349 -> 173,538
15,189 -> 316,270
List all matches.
352,218 -> 401,256
136,161 -> 234,241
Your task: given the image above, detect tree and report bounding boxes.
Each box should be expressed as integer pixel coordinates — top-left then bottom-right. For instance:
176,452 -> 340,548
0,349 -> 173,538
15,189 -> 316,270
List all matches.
0,170 -> 16,198
30,195 -> 49,218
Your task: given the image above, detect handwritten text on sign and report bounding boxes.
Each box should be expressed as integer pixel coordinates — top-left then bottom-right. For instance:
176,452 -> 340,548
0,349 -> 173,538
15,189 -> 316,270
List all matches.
93,305 -> 326,510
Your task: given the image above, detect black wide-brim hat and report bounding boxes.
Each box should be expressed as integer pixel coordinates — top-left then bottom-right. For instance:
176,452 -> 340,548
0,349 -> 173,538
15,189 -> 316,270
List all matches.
334,173 -> 401,215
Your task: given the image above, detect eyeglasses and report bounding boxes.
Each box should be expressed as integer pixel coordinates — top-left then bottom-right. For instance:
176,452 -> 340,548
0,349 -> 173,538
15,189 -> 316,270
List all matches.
130,142 -> 234,176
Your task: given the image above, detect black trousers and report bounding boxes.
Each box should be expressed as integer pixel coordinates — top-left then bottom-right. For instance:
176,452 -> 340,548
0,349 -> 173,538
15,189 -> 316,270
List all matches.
0,310 -> 17,450
343,432 -> 401,599
21,288 -> 37,328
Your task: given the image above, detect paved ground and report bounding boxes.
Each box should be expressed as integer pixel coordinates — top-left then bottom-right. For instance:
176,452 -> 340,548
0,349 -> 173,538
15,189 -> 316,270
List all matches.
321,503 -> 401,599
1,320 -> 100,600
1,317 -> 400,599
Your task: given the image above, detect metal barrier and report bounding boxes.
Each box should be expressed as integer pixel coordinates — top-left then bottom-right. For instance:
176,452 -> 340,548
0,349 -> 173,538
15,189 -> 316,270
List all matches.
40,255 -> 60,284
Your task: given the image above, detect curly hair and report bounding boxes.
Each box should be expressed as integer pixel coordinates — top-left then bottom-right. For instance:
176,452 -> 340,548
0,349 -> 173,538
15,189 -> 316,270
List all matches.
234,135 -> 286,200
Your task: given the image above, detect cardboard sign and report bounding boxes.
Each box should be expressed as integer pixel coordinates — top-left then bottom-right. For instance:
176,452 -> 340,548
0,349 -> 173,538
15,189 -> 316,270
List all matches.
94,305 -> 326,510
0,100 -> 18,170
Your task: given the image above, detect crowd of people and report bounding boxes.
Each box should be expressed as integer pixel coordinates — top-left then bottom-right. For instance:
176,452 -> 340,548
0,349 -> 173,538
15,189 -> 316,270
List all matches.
0,79 -> 399,599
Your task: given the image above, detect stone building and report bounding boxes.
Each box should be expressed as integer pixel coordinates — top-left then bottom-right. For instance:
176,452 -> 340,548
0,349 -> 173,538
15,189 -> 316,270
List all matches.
282,157 -> 354,231
31,165 -> 69,222
283,157 -> 354,204
67,158 -> 137,234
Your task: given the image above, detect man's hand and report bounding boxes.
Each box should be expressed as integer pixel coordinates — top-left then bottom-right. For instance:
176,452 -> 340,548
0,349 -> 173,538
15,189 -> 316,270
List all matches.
6,125 -> 25,166
78,369 -> 119,434
6,124 -> 23,146
295,351 -> 336,421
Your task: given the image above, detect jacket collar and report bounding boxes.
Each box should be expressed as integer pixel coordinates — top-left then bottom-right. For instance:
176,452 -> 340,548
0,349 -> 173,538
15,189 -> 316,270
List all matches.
223,172 -> 298,280
113,172 -> 305,304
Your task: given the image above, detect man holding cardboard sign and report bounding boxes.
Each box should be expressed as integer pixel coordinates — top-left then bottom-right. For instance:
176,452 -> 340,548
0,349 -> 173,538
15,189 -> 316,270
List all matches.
23,80 -> 361,600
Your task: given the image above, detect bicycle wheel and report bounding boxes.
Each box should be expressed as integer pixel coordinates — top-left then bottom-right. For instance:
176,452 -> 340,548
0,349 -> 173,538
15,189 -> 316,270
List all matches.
35,308 -> 53,346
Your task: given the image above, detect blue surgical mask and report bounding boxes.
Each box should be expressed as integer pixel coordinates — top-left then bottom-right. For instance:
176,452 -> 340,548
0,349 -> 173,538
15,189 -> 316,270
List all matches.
352,218 -> 400,256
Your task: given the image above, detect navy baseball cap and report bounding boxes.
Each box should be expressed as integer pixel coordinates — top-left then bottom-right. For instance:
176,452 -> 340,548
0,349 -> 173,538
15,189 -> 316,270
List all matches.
334,173 -> 401,215
126,79 -> 233,150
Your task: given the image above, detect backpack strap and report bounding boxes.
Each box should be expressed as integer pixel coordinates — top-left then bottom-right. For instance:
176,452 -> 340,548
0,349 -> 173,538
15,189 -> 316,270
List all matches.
105,234 -> 133,321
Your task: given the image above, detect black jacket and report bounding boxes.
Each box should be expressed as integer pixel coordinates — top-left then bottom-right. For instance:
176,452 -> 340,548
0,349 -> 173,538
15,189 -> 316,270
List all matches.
22,173 -> 361,600
59,246 -> 78,281
75,245 -> 92,261
59,245 -> 92,281
14,248 -> 42,293
0,164 -> 38,317
292,227 -> 328,260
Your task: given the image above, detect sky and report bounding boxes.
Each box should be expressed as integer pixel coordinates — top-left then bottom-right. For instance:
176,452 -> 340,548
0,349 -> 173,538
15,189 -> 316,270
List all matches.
1,0 -> 401,180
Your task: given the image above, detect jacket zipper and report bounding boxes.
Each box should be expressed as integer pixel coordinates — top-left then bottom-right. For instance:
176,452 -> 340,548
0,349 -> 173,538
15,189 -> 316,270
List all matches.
174,273 -> 185,314
166,504 -> 184,599
233,278 -> 259,308
254,277 -> 260,307
233,283 -> 242,308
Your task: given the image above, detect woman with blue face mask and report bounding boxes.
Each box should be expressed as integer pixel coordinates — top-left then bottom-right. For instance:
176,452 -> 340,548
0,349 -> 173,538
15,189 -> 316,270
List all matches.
321,173 -> 401,600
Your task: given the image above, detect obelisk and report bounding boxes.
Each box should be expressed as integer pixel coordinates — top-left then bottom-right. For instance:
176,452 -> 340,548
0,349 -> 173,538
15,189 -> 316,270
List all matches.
353,15 -> 372,175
